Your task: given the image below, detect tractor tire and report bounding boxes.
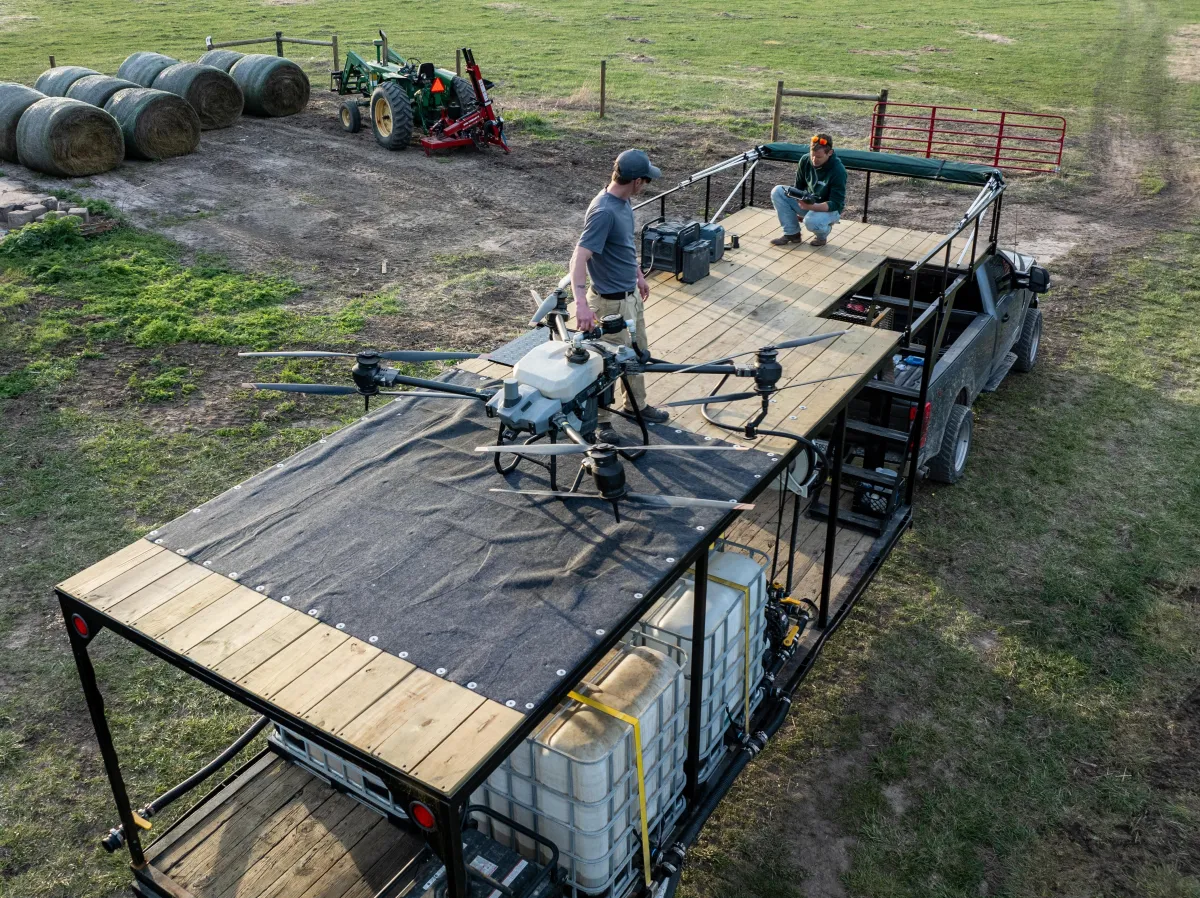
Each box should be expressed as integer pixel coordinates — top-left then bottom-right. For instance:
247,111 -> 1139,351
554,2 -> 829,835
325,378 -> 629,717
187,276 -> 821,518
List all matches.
449,75 -> 479,120
927,404 -> 973,484
370,81 -> 412,150
1013,306 -> 1042,373
340,99 -> 361,133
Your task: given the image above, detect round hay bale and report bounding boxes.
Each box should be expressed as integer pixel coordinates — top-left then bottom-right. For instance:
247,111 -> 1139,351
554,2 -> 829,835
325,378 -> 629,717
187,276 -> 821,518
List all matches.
117,51 -> 180,87
151,62 -> 243,130
229,54 -> 310,117
197,49 -> 245,73
34,66 -> 101,97
0,82 -> 47,163
66,75 -> 142,107
16,97 -> 124,177
105,88 -> 200,160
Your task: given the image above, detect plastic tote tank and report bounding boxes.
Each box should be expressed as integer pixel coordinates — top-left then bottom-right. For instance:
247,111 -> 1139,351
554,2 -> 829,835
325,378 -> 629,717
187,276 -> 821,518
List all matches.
633,545 -> 768,782
474,643 -> 687,896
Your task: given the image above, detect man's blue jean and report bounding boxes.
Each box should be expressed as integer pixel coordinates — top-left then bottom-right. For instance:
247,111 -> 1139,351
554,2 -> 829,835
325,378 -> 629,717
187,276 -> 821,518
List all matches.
771,185 -> 840,238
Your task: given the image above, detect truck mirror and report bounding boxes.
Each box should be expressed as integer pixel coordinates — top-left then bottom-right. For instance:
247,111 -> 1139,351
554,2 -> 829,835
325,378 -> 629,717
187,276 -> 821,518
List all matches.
1028,266 -> 1050,294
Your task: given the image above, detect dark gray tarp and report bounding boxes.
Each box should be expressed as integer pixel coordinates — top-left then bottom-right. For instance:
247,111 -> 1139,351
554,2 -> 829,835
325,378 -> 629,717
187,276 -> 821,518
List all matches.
758,143 -> 1003,186
154,371 -> 778,711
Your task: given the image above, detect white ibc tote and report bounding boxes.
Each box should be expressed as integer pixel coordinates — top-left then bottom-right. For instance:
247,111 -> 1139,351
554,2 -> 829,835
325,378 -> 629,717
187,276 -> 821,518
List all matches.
474,643 -> 687,896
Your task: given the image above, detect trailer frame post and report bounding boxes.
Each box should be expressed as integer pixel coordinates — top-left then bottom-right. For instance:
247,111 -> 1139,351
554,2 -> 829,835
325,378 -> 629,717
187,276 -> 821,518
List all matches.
60,596 -> 147,868
684,547 -> 710,800
819,411 -> 846,628
432,800 -> 470,898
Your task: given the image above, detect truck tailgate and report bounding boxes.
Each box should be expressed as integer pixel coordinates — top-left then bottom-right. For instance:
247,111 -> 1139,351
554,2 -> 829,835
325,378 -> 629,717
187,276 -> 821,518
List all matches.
134,752 -> 424,898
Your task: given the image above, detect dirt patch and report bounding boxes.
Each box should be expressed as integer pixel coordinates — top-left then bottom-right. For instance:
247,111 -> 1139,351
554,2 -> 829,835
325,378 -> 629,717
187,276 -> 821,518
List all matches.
961,31 -> 1015,44
850,46 -> 951,57
628,54 -> 656,63
627,37 -> 654,44
484,2 -> 522,9
1167,25 -> 1200,83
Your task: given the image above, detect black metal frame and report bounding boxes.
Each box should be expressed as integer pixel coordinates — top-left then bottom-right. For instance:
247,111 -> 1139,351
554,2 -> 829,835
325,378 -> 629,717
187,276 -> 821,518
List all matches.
64,150 -> 1007,898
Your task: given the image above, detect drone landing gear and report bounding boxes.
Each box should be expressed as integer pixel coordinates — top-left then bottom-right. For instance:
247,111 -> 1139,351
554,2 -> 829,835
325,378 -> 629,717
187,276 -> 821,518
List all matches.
493,425 -> 560,490
602,374 -> 652,460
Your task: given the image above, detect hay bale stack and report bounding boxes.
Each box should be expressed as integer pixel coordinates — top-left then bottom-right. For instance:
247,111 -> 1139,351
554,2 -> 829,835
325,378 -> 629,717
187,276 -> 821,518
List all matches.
197,49 -> 245,73
34,66 -> 101,97
152,62 -> 243,130
16,97 -> 124,177
66,75 -> 141,107
229,54 -> 310,117
0,82 -> 47,163
117,52 -> 180,88
105,88 -> 200,160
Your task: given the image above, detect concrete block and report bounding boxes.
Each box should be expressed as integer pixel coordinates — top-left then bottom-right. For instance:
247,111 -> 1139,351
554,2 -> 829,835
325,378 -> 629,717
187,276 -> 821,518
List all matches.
7,209 -> 33,227
39,196 -> 58,211
67,207 -> 90,222
24,205 -> 47,219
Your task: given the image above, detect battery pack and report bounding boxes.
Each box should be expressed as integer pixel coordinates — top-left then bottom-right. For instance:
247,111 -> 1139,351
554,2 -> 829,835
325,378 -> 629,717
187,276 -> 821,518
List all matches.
680,240 -> 711,284
699,222 -> 725,262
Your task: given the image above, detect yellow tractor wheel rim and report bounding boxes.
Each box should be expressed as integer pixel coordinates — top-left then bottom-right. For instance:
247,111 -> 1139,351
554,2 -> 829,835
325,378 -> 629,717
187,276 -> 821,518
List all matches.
374,97 -> 393,137
341,106 -> 352,127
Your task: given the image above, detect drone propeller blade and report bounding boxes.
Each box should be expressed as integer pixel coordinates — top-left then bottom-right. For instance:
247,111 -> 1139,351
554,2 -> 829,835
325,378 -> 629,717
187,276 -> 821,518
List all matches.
489,489 -> 753,511
664,371 -> 864,407
239,350 -> 356,359
529,274 -> 572,326
474,443 -> 748,456
375,350 -> 481,362
243,382 -> 360,395
667,330 -> 849,376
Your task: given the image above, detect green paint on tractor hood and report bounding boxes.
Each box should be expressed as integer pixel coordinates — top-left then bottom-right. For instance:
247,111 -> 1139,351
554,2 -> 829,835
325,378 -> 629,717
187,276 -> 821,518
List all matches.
758,143 -> 1004,186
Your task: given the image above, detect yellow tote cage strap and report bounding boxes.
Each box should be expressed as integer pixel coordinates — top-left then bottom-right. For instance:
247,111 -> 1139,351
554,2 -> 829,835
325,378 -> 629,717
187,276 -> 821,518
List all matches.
567,690 -> 653,888
686,570 -> 754,731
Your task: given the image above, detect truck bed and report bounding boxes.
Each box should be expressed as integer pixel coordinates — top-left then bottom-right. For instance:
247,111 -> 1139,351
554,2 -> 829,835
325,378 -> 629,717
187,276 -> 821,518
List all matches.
136,753 -> 424,898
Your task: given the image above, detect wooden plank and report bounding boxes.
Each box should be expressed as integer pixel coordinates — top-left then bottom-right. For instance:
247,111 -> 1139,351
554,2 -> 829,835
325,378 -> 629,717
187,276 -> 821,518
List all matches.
238,625 -> 349,700
272,638 -> 380,717
411,701 -> 526,792
105,563 -> 217,625
213,613 -> 322,682
304,653 -> 415,734
133,574 -> 243,640
372,678 -> 488,772
136,865 -> 198,898
337,667 -> 472,754
84,550 -> 188,611
187,600 -> 296,669
58,539 -> 161,596
293,819 -> 417,898
157,588 -> 267,654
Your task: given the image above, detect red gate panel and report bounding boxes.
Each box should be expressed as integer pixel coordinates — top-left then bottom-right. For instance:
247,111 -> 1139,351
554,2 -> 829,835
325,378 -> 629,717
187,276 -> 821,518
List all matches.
868,103 -> 1065,174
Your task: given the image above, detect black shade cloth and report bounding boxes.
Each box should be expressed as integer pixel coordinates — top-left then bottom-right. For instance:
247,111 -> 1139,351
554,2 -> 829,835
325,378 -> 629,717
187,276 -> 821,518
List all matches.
154,372 -> 779,710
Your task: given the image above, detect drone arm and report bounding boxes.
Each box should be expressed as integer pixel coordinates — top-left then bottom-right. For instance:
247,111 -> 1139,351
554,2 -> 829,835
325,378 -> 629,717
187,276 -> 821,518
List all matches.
642,362 -> 744,375
381,371 -> 494,400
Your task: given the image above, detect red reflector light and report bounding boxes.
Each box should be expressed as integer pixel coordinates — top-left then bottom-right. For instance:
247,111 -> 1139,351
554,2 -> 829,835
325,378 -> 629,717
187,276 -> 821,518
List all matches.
410,801 -> 436,830
71,613 -> 90,638
909,402 -> 933,448
431,77 -> 445,93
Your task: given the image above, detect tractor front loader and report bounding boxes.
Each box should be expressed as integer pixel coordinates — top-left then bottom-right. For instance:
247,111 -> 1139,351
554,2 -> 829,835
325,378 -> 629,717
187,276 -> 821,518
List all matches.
332,31 -> 507,154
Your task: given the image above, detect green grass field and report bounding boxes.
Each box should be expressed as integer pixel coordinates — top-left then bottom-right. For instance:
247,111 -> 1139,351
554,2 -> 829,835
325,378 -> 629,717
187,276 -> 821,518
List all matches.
1,0 -> 1198,896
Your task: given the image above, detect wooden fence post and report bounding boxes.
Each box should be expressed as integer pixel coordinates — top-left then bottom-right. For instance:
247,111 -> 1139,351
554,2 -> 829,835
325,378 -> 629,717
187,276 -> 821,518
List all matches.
771,80 -> 783,141
599,60 -> 606,118
331,35 -> 339,71
275,30 -> 284,57
456,48 -> 462,77
48,55 -> 56,68
871,87 -> 888,151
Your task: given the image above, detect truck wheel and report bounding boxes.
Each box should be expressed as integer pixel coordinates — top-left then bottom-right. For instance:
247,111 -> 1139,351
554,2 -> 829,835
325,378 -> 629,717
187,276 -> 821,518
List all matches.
928,405 -> 973,484
450,75 -> 480,120
370,81 -> 412,150
339,100 -> 361,133
1013,307 -> 1042,372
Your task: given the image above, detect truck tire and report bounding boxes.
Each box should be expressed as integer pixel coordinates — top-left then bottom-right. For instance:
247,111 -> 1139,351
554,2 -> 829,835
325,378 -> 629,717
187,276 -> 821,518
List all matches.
370,81 -> 412,150
928,404 -> 973,484
449,75 -> 479,120
1013,306 -> 1042,372
340,99 -> 361,133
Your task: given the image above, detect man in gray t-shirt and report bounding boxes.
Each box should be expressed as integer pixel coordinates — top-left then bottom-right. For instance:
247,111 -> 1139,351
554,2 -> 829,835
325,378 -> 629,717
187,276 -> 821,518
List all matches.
569,149 -> 671,439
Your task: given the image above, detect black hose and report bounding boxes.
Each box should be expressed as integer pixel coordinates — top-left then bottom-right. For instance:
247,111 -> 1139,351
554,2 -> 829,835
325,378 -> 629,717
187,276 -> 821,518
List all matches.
101,716 -> 270,852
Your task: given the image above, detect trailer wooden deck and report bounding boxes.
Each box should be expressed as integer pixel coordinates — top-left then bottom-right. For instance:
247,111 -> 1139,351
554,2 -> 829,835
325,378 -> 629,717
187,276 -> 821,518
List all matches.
136,753 -> 422,898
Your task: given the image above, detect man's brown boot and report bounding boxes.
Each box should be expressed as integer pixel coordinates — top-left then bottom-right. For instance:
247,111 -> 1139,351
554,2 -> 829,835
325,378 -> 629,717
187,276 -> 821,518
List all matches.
809,235 -> 827,247
770,232 -> 804,246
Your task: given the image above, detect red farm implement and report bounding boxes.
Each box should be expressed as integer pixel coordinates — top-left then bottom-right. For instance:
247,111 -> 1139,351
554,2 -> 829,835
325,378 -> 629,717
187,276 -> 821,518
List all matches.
869,102 -> 1065,174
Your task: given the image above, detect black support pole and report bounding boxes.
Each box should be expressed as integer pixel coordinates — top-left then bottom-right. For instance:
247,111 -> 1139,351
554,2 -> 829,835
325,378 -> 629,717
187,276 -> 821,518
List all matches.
685,547 -> 710,800
434,801 -> 470,898
784,481 -> 804,596
819,411 -> 846,628
61,598 -> 147,868
704,175 -> 712,222
862,171 -> 872,223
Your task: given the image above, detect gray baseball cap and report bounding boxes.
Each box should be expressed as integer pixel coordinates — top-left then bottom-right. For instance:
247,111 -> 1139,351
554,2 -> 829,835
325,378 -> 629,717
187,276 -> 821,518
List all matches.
616,148 -> 662,180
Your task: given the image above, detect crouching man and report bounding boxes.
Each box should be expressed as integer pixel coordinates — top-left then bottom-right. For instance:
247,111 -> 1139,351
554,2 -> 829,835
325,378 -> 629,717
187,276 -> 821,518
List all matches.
769,132 -> 847,247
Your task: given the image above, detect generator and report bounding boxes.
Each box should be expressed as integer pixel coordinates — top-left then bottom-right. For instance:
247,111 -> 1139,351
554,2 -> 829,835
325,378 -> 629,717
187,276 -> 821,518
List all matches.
640,219 -> 713,284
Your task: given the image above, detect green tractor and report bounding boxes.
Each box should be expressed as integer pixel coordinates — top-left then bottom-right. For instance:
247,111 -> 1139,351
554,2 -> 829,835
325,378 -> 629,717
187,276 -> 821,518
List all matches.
332,31 -> 495,151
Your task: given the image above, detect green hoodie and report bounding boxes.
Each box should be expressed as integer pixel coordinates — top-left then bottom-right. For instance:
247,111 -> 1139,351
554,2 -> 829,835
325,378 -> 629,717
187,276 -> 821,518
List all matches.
794,151 -> 848,214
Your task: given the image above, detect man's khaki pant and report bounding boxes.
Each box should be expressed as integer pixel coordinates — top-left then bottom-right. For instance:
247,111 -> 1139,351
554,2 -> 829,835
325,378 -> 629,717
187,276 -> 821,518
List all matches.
587,288 -> 649,423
